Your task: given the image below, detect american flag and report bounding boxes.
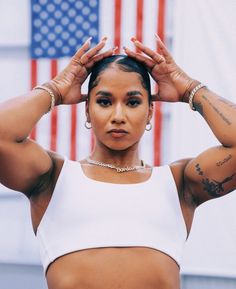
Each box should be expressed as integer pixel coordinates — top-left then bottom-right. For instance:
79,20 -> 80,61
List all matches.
30,0 -> 166,165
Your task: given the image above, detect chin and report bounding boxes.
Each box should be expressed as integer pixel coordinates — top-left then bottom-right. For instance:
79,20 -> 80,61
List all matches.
101,140 -> 139,152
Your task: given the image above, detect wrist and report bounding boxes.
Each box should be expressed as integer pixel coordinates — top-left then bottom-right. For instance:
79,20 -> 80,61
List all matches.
189,83 -> 207,111
43,81 -> 62,106
181,79 -> 201,103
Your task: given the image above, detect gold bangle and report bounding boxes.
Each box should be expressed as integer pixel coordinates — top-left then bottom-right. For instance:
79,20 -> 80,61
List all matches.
33,85 -> 55,113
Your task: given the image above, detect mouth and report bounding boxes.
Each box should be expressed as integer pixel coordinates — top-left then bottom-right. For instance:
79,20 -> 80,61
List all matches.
108,129 -> 128,138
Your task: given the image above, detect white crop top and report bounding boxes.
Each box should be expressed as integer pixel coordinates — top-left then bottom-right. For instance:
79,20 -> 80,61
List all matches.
36,159 -> 187,274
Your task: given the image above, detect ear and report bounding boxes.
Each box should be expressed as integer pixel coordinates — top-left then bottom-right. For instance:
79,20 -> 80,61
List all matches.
85,99 -> 91,122
147,102 -> 154,123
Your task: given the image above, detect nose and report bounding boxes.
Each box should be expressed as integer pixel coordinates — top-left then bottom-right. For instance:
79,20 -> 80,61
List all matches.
111,103 -> 126,124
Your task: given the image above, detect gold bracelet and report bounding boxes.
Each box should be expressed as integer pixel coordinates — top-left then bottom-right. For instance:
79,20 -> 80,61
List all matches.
33,85 -> 55,113
189,83 -> 206,111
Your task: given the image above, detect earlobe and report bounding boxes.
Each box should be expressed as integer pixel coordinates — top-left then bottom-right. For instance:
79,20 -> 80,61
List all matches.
85,100 -> 91,122
148,102 -> 154,122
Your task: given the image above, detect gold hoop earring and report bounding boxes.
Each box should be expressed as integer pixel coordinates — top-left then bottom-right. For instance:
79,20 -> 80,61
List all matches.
145,122 -> 152,131
84,120 -> 92,129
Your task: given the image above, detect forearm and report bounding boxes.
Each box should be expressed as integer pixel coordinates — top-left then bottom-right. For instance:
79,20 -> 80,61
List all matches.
0,88 -> 59,142
184,84 -> 236,147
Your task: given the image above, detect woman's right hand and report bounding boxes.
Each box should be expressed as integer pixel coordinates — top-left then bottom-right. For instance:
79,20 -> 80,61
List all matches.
50,37 -> 114,105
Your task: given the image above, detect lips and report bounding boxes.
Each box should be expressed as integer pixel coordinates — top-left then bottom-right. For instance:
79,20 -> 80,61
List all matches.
108,129 -> 128,138
108,129 -> 128,133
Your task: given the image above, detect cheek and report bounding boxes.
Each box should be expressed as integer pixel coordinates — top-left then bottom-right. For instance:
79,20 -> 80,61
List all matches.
88,103 -> 109,127
128,105 -> 150,124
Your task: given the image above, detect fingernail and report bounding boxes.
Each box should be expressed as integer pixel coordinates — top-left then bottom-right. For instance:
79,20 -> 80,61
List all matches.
112,46 -> 118,54
101,36 -> 108,41
86,37 -> 92,43
131,37 -> 137,42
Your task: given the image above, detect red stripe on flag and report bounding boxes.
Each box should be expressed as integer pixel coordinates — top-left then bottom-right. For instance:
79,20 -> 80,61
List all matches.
114,0 -> 122,52
70,104 -> 77,160
154,0 -> 166,166
157,0 -> 165,40
50,60 -> 58,151
30,59 -> 37,140
136,0 -> 143,44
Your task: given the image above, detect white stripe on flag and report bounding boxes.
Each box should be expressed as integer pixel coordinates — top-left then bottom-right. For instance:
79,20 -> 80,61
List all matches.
120,0 -> 137,49
99,0 -> 115,44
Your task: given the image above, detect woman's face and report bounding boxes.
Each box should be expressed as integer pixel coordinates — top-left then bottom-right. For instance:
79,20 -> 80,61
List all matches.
87,67 -> 153,151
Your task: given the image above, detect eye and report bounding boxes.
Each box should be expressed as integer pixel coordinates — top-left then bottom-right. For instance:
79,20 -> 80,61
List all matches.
127,98 -> 141,107
96,98 -> 112,107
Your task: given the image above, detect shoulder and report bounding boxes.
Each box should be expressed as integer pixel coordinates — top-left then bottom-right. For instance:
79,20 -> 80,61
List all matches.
169,158 -> 197,231
169,158 -> 193,193
168,158 -> 197,208
169,158 -> 199,214
47,150 -> 65,167
30,150 -> 65,198
46,150 -> 66,188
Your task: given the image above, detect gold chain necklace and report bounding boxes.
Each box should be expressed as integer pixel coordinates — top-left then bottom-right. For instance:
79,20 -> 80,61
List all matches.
86,157 -> 146,173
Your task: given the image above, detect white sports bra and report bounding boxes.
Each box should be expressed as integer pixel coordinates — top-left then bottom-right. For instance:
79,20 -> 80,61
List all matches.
36,159 -> 187,274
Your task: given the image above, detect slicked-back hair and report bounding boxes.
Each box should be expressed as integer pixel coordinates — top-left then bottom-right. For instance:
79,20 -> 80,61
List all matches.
88,55 -> 152,104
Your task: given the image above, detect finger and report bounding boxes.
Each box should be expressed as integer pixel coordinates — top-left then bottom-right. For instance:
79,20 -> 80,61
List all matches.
72,37 -> 92,62
131,37 -> 165,64
123,47 -> 155,69
85,47 -> 117,70
80,37 -> 108,64
155,34 -> 173,60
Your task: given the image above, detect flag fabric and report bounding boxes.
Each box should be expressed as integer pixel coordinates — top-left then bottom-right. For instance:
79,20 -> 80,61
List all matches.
30,0 -> 166,165
31,0 -> 100,58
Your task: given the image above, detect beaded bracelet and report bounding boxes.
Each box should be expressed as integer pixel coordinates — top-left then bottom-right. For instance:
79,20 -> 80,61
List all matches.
189,83 -> 206,111
33,85 -> 55,113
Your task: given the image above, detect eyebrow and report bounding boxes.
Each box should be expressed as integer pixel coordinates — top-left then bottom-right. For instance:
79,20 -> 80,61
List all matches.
96,91 -> 112,97
95,90 -> 143,97
127,91 -> 143,97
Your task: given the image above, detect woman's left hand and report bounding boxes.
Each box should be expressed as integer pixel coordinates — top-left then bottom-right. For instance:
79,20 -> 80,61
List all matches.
124,35 -> 197,103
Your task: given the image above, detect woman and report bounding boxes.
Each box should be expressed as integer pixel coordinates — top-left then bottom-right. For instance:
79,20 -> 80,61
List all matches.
0,35 -> 236,289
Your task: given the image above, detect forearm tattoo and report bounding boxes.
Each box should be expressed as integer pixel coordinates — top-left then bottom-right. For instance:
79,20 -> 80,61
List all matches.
201,95 -> 232,125
195,163 -> 236,197
217,97 -> 236,110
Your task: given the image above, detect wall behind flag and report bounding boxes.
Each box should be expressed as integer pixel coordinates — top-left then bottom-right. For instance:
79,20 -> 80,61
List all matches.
171,0 -> 236,277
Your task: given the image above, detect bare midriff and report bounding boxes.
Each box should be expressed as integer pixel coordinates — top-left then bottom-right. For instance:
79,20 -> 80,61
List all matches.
46,247 -> 180,289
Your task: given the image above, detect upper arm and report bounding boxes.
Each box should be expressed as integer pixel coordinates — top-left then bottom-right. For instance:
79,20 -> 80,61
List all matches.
184,145 -> 236,205
0,138 -> 53,197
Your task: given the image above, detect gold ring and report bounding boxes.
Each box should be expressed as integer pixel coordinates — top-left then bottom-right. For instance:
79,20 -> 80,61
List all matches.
74,59 -> 84,66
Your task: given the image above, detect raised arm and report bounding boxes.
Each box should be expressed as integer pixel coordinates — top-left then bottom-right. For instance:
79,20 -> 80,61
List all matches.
124,36 -> 236,206
181,86 -> 236,204
0,38 -> 114,197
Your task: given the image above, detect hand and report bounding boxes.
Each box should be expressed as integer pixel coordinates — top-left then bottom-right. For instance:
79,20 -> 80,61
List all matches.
124,35 -> 197,103
49,37 -> 115,105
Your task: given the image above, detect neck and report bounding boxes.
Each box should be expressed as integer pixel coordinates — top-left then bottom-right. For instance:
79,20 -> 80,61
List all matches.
90,141 -> 141,167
